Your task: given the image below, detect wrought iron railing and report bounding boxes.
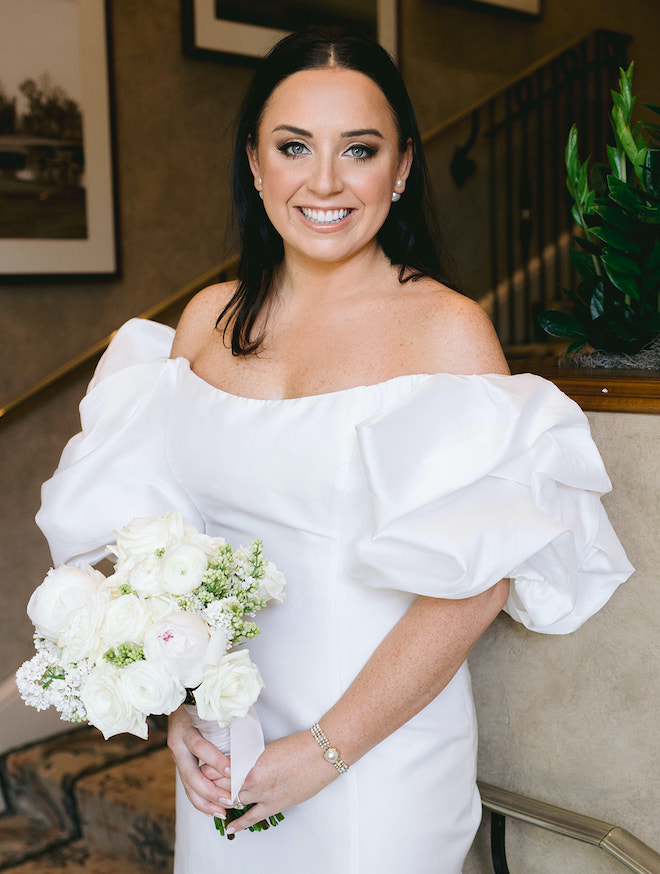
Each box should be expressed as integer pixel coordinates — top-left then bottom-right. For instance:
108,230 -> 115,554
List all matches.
479,782 -> 660,874
423,29 -> 631,346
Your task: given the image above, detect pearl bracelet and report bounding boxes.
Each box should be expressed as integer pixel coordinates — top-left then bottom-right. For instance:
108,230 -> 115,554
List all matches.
310,723 -> 349,774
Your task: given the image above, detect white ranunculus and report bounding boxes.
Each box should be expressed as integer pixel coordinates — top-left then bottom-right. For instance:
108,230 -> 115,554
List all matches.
127,555 -> 166,597
110,512 -> 185,569
259,561 -> 286,602
80,663 -> 148,739
57,591 -> 109,662
159,544 -> 208,596
27,564 -> 104,642
100,593 -> 153,648
143,612 -> 210,688
120,659 -> 185,715
182,524 -> 226,556
194,650 -> 264,726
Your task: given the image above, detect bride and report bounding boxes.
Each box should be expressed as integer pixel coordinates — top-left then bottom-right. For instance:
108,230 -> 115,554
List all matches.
38,27 -> 632,874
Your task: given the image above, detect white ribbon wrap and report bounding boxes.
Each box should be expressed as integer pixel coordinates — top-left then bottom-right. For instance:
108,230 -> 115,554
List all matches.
185,704 -> 265,806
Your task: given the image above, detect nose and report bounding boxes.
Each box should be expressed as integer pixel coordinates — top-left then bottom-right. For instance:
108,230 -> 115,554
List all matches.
307,151 -> 343,198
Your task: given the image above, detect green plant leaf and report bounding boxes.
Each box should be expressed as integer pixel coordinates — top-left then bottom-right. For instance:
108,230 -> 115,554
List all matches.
608,176 -> 644,212
589,283 -> 606,318
643,148 -> 660,197
590,226 -> 640,253
636,205 -> 660,223
565,125 -> 579,182
606,145 -> 624,180
538,309 -> 587,340
592,203 -> 630,231
645,239 -> 660,272
602,262 -> 641,299
575,235 -> 601,255
600,249 -> 641,276
645,103 -> 660,117
569,247 -> 598,277
566,337 -> 588,353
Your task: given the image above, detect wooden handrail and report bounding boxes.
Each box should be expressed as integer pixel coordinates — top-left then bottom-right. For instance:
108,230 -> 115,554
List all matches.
479,781 -> 660,874
0,256 -> 238,422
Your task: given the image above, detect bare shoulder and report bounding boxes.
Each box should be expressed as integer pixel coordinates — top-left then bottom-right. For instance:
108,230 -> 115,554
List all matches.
410,279 -> 509,376
170,281 -> 238,360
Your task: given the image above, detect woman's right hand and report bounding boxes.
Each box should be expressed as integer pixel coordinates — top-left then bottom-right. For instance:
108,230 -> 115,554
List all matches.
167,705 -> 231,818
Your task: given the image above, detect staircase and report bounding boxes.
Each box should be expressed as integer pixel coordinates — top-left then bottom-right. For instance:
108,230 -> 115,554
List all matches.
0,722 -> 174,872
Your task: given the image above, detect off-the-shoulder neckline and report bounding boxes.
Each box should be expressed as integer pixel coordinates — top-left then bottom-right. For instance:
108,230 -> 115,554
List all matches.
175,357 -> 516,404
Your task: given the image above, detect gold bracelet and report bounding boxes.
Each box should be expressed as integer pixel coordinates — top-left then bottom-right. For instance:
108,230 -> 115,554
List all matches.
310,722 -> 349,774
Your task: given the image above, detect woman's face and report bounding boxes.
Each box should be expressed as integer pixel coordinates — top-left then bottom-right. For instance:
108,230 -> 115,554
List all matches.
248,67 -> 412,268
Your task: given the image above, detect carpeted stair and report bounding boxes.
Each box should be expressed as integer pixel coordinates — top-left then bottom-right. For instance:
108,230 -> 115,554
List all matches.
0,721 -> 175,872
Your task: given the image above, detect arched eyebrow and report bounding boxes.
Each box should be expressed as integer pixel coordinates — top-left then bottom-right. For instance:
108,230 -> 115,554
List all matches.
271,125 -> 383,139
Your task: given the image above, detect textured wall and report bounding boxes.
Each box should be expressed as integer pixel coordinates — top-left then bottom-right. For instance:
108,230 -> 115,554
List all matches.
466,411 -> 660,871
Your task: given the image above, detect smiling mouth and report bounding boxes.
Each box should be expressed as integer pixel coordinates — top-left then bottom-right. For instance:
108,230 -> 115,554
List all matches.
299,207 -> 352,224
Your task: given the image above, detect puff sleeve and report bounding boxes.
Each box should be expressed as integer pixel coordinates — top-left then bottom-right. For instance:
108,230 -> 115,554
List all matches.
36,319 -> 203,567
352,372 -> 634,634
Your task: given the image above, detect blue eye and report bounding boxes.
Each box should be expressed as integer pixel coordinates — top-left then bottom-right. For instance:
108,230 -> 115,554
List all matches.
346,144 -> 376,161
278,141 -> 308,157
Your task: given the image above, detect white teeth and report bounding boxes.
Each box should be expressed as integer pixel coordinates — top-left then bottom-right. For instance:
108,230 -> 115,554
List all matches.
301,208 -> 350,224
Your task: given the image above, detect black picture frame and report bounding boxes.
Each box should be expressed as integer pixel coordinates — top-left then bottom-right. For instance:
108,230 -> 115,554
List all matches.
0,0 -> 119,280
439,0 -> 542,20
182,0 -> 399,65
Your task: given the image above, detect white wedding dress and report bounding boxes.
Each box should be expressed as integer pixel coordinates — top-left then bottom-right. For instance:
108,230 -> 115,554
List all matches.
37,318 -> 633,874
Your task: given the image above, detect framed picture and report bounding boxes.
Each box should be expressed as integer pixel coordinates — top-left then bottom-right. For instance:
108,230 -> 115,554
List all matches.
440,0 -> 541,19
182,0 -> 399,65
0,0 -> 118,279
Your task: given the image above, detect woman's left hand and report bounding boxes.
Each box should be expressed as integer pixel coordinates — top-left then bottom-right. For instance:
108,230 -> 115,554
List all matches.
203,729 -> 338,834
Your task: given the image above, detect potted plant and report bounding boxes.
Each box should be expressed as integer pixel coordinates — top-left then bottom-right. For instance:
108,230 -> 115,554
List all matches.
538,63 -> 660,363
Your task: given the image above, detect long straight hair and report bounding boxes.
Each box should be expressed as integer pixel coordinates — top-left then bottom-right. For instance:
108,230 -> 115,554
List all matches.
220,27 -> 449,355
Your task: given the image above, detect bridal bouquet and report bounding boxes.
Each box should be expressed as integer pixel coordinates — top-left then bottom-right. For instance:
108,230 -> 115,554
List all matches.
17,510 -> 286,836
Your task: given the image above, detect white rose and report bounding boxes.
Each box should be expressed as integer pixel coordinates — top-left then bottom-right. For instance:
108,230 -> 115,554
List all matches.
127,555 -> 166,597
58,590 -> 109,662
120,659 -> 185,716
182,524 -> 226,556
143,612 -> 210,688
109,512 -> 185,568
160,544 -> 208,596
27,564 -> 104,642
80,663 -> 148,739
194,650 -> 264,726
100,594 -> 153,648
259,561 -> 286,602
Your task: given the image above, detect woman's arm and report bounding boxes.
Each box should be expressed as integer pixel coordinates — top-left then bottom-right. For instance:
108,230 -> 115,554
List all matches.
168,579 -> 509,832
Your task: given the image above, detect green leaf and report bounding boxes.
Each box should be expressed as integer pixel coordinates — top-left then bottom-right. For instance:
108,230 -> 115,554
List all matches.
566,337 -> 588,353
645,103 -> 660,117
537,309 -> 587,340
600,249 -> 641,276
590,226 -> 640,253
575,235 -> 601,255
590,283 -> 606,319
565,125 -> 579,182
636,205 -> 660,223
602,262 -> 641,300
569,247 -> 598,276
608,176 -> 644,212
645,239 -> 660,272
643,149 -> 660,197
607,145 -> 624,180
592,203 -> 630,231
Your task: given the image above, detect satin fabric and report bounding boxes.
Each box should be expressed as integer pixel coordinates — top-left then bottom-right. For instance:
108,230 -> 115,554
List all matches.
37,318 -> 633,874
